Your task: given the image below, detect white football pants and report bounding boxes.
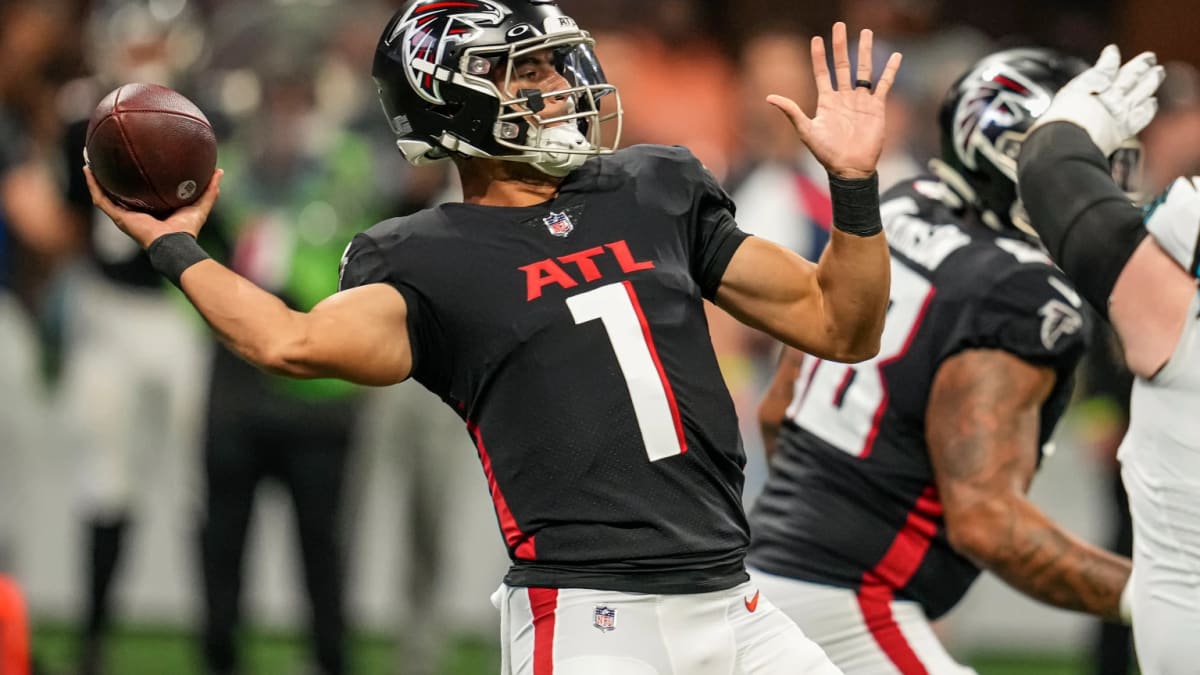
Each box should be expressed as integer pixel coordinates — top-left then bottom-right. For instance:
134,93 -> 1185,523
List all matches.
748,568 -> 976,675
492,580 -> 842,675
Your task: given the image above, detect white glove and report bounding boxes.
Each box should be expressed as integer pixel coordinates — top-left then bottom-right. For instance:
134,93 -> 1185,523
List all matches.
1033,45 -> 1166,156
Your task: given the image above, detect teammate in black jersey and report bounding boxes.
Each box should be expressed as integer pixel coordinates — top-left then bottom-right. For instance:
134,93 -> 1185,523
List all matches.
83,1 -> 903,671
749,49 -> 1135,674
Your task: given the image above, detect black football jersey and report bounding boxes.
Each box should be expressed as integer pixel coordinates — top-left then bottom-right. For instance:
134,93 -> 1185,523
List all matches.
340,145 -> 753,594
748,177 -> 1090,619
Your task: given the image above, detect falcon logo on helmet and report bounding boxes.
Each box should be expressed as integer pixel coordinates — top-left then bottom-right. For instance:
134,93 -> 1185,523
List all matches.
934,48 -> 1095,236
389,0 -> 510,105
952,68 -> 1050,177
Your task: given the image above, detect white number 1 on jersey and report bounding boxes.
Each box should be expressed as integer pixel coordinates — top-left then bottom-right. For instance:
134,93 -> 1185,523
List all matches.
567,282 -> 688,462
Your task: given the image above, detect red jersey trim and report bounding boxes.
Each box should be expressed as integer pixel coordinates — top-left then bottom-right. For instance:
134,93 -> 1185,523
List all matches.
469,421 -> 536,560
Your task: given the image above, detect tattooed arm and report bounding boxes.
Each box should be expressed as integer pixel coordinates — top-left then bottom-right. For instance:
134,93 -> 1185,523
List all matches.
928,349 -> 1131,620
758,348 -> 805,460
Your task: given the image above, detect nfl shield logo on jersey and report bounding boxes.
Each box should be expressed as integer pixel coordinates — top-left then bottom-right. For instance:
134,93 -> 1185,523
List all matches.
593,606 -> 616,633
543,211 -> 574,238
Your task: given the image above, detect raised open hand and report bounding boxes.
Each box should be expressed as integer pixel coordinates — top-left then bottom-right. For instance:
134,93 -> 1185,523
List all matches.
84,166 -> 223,249
767,22 -> 902,179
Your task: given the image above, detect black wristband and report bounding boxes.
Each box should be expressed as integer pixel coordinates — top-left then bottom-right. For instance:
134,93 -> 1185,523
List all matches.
829,172 -> 883,237
146,232 -> 210,287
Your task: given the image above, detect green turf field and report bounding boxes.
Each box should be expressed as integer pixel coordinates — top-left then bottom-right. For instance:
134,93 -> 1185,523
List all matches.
30,623 -> 1109,675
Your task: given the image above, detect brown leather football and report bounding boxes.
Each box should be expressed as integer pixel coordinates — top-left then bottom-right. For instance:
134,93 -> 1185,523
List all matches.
85,83 -> 218,215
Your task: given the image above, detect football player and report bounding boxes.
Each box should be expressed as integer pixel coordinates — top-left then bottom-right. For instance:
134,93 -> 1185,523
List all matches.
82,1 -> 904,672
1017,45 -> 1200,674
748,48 -> 1135,674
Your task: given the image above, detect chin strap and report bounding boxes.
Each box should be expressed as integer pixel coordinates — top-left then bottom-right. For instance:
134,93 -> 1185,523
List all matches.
927,160 -> 975,208
529,124 -> 592,177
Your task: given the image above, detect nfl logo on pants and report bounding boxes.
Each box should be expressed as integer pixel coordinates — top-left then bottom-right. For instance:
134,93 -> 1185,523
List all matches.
593,606 -> 616,633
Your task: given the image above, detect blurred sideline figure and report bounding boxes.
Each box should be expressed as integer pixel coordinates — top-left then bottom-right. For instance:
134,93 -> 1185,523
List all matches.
729,29 -> 829,265
1,4 -> 86,675
354,381 -> 475,675
749,49 -> 1134,673
82,0 -> 907,669
56,5 -> 209,672
1017,45 -> 1200,674
193,7 -> 389,673
591,0 -> 737,175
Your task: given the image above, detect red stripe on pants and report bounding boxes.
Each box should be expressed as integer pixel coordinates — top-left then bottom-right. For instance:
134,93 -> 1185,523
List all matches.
528,588 -> 558,675
856,585 -> 928,675
0,575 -> 30,675
857,486 -> 943,674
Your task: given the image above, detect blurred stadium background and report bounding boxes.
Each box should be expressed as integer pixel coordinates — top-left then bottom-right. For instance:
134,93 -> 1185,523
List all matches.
2,0 -> 1199,673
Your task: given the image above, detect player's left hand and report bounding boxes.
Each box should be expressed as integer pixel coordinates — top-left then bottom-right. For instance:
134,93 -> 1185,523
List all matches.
84,166 -> 223,249
768,22 -> 902,180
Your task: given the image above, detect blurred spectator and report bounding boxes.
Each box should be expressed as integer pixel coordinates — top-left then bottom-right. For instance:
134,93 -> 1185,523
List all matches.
194,7 -> 390,672
350,382 -> 474,675
729,30 -> 828,259
839,0 -> 993,163
590,0 -> 737,176
53,4 -> 211,674
1,4 -> 83,675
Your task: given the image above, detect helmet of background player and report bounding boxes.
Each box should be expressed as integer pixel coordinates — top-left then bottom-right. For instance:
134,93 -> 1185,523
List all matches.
933,47 -> 1143,237
372,0 -> 623,177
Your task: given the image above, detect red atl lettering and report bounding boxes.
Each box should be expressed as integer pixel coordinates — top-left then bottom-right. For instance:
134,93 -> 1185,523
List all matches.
519,259 -> 579,301
520,239 -> 656,301
556,246 -> 606,282
607,240 -> 655,272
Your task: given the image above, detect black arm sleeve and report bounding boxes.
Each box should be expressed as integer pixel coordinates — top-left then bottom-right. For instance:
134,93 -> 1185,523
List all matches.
1017,122 -> 1147,318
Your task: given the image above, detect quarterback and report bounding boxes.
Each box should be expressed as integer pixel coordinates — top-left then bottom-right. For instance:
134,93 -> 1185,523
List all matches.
84,0 -> 904,672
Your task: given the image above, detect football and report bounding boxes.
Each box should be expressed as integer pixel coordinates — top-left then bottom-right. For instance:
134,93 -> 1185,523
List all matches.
85,83 -> 218,215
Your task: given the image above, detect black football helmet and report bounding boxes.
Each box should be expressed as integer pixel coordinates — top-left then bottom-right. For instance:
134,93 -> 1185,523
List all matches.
935,47 -> 1141,235
373,0 -> 622,176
